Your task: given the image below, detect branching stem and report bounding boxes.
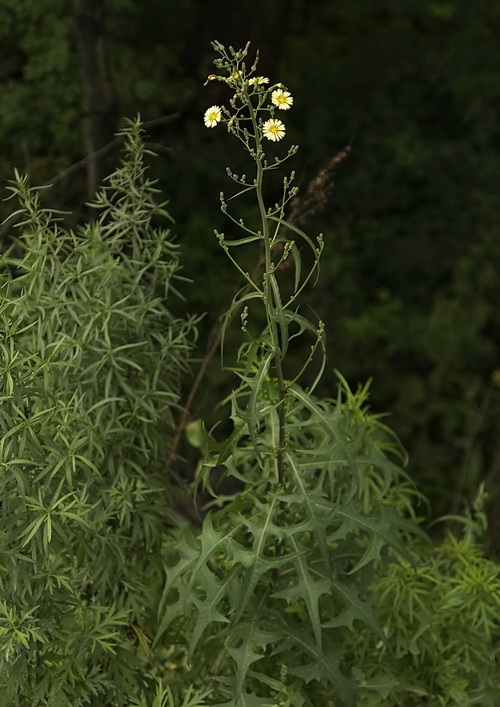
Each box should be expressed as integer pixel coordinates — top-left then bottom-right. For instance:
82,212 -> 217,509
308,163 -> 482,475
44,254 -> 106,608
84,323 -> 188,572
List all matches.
251,109 -> 287,486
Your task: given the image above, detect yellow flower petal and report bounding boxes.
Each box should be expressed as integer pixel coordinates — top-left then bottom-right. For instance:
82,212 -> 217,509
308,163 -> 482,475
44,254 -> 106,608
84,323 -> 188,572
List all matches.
262,119 -> 286,142
271,89 -> 293,110
249,76 -> 270,86
204,105 -> 222,128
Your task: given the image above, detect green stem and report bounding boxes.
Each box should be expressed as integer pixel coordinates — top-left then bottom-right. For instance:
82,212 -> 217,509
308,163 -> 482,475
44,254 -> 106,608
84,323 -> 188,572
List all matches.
251,113 -> 287,486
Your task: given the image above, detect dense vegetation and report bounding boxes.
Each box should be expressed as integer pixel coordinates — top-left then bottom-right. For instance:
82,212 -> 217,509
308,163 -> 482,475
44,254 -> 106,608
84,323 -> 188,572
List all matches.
1,39 -> 499,705
1,0 -> 499,535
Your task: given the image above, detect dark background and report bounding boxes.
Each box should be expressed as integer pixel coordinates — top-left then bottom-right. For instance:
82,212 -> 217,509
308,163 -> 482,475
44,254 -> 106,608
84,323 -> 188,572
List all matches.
1,0 -> 499,544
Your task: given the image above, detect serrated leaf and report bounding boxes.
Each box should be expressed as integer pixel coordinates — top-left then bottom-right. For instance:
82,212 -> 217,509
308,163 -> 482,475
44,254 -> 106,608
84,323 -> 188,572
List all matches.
288,383 -> 359,468
284,449 -> 332,567
235,352 -> 273,460
333,503 -> 417,572
187,514 -> 237,594
276,621 -> 355,702
225,616 -> 280,697
231,498 -> 282,621
189,564 -> 233,655
325,579 -> 386,644
156,528 -> 201,644
272,543 -> 332,651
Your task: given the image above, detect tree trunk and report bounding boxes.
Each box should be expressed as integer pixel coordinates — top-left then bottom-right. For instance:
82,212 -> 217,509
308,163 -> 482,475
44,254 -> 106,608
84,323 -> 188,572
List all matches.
73,0 -> 118,198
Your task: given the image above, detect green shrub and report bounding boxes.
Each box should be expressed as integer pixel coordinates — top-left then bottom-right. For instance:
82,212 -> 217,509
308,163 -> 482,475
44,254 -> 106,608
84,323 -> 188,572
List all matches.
0,120 -> 200,705
349,494 -> 500,705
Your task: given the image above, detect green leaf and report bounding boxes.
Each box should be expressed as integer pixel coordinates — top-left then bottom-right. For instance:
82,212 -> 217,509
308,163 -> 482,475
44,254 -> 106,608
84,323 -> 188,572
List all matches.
276,620 -> 355,702
226,616 -> 279,697
333,503 -> 420,572
325,579 -> 386,643
272,543 -> 332,651
231,351 -> 274,460
189,564 -> 233,655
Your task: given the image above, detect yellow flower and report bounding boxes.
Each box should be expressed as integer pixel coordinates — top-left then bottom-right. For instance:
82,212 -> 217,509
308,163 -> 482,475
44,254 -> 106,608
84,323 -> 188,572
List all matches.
271,89 -> 293,110
262,118 -> 285,142
204,105 -> 222,128
249,76 -> 270,86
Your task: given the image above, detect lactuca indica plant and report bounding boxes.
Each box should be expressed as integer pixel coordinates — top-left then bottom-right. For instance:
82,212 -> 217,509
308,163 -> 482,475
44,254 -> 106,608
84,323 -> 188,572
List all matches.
201,41 -> 331,490
156,42 -> 423,706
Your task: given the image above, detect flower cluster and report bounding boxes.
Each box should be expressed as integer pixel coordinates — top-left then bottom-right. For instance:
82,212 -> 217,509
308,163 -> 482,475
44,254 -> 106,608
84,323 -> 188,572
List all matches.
203,70 -> 293,142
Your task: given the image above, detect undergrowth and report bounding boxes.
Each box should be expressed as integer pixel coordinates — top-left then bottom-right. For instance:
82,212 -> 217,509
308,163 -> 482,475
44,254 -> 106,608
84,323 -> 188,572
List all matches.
0,43 -> 498,707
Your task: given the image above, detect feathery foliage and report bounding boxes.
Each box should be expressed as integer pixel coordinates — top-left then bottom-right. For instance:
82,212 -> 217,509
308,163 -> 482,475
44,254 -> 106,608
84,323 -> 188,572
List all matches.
0,120 -> 199,705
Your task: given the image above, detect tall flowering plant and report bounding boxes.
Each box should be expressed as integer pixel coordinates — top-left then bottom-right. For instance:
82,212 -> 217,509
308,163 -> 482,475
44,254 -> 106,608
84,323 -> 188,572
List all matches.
156,43 -> 421,706
201,41 -> 327,485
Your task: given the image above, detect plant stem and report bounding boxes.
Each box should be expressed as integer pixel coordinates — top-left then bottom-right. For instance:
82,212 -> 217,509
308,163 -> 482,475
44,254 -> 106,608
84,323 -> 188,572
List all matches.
253,128 -> 287,486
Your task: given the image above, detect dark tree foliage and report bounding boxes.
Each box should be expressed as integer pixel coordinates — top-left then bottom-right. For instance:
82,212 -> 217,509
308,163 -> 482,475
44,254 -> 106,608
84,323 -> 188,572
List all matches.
0,0 -> 499,542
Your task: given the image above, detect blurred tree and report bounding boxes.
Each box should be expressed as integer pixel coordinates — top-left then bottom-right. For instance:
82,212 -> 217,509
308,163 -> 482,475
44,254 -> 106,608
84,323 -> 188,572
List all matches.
0,0 -> 499,541
275,0 -> 500,531
0,0 -> 81,214
73,0 -> 118,197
